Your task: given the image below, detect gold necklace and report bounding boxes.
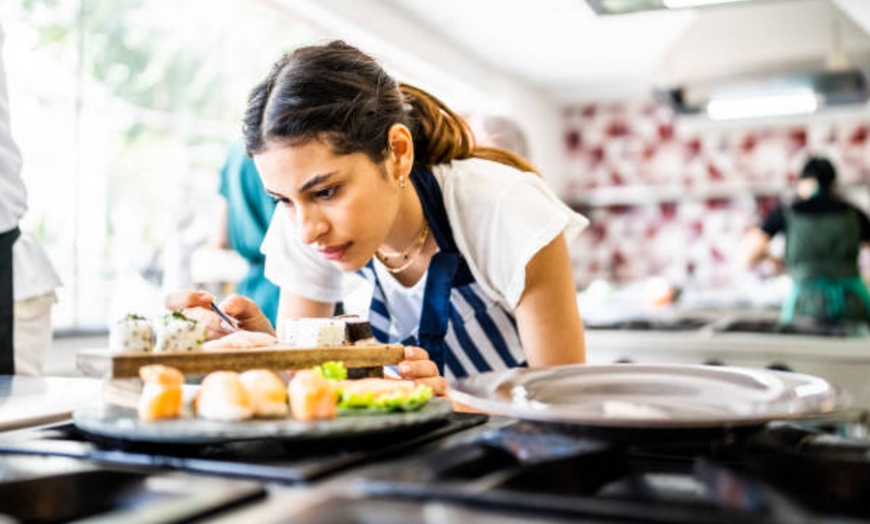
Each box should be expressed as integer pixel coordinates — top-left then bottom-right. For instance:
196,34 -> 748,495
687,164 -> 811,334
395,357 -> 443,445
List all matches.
375,222 -> 429,274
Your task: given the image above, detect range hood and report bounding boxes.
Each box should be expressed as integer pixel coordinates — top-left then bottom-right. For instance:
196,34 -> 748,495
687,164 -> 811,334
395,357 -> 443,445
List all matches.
656,68 -> 869,120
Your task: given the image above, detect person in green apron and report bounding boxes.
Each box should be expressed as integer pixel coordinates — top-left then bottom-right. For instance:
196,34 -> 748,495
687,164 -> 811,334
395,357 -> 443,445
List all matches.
740,157 -> 870,325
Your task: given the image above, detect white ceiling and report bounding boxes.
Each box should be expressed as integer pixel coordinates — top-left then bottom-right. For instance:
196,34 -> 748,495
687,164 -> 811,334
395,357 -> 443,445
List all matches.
379,0 -> 870,103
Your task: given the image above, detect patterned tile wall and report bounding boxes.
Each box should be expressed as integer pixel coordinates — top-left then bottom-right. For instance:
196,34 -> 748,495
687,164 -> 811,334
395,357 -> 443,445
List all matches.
561,100 -> 870,290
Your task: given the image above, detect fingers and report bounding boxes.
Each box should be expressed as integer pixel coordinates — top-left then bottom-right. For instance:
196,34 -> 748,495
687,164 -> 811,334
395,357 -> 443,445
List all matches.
164,290 -> 213,311
398,358 -> 438,379
415,376 -> 448,397
220,294 -> 275,336
403,346 -> 430,361
180,306 -> 230,340
399,345 -> 448,396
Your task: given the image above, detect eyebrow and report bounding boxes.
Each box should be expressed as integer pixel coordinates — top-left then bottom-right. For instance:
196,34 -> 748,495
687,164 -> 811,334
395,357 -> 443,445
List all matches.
299,172 -> 336,194
265,172 -> 336,200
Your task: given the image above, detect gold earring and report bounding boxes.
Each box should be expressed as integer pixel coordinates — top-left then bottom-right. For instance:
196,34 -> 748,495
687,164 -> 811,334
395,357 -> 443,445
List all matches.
399,176 -> 406,189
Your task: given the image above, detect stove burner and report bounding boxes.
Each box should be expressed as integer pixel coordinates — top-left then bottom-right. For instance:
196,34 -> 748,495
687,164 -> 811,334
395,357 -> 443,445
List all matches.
355,417 -> 870,523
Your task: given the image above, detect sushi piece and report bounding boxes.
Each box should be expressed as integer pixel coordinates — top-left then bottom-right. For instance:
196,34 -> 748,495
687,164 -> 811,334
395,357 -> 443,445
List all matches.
137,364 -> 184,421
109,314 -> 153,354
288,369 -> 338,421
280,318 -> 346,347
342,316 -> 375,345
194,371 -> 253,421
153,311 -> 207,352
238,369 -> 289,418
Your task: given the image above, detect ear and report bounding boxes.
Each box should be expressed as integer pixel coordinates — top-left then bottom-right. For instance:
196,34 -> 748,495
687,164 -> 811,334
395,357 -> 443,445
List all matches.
387,123 -> 414,181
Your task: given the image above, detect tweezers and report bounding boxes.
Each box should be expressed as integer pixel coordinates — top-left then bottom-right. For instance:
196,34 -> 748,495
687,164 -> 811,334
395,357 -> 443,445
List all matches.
209,301 -> 239,332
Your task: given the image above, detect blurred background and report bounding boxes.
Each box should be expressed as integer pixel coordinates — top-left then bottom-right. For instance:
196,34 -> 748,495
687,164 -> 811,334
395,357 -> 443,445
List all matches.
3,1 -> 870,386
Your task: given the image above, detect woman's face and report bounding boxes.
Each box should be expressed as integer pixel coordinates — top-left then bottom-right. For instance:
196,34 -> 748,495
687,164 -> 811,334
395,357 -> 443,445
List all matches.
254,138 -> 401,272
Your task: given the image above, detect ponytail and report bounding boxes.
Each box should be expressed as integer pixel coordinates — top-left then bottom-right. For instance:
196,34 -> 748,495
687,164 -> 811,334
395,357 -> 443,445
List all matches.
244,40 -> 537,176
400,84 -> 538,175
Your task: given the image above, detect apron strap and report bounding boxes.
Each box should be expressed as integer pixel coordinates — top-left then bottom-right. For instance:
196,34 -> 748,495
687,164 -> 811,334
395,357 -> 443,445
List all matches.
408,167 -> 474,374
410,168 -> 474,286
417,251 -> 460,373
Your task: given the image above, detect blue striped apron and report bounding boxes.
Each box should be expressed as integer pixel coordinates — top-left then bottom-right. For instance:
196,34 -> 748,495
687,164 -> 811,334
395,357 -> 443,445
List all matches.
356,167 -> 527,380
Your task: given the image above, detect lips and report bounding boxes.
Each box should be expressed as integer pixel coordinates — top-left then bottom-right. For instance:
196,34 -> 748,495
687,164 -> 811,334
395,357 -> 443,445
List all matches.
318,243 -> 351,261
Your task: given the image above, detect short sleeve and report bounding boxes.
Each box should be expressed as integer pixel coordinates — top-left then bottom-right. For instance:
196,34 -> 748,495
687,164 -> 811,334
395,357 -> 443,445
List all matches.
760,203 -> 786,236
438,159 -> 589,310
261,211 -> 344,303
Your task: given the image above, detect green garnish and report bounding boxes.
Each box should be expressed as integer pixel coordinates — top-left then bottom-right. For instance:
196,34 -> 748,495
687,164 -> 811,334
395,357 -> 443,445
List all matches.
338,384 -> 433,414
313,361 -> 348,381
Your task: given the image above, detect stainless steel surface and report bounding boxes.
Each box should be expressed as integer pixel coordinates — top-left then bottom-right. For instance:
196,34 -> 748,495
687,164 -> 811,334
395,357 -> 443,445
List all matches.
449,364 -> 850,428
0,376 -> 102,431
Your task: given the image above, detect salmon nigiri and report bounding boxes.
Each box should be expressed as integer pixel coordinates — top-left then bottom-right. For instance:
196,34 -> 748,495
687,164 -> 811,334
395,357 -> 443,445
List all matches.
288,369 -> 338,421
239,369 -> 289,418
137,364 -> 184,421
194,371 -> 254,421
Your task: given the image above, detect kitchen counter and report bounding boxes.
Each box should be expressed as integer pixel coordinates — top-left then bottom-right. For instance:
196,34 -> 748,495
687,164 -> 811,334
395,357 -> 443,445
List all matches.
0,376 -> 103,431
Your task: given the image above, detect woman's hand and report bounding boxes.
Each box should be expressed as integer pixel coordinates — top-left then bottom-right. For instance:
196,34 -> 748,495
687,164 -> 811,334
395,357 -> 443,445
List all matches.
163,290 -> 275,339
397,346 -> 447,396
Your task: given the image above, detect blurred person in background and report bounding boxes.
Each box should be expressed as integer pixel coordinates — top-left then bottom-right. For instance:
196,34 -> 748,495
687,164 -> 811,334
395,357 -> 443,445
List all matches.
0,21 -> 61,375
739,156 -> 870,326
13,233 -> 61,376
213,141 -> 280,325
465,113 -> 530,159
0,21 -> 27,375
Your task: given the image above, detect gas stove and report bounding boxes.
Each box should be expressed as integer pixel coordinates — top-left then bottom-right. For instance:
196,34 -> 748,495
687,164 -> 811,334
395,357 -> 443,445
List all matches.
1,410 -> 868,523
321,412 -> 870,524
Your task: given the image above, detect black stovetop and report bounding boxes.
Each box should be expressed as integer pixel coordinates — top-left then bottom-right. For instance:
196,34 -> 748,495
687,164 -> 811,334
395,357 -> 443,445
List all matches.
1,411 -> 869,523
346,414 -> 870,524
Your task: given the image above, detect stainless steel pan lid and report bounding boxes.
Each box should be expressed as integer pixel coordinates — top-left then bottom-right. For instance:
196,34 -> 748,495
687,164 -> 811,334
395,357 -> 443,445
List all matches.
448,364 -> 850,429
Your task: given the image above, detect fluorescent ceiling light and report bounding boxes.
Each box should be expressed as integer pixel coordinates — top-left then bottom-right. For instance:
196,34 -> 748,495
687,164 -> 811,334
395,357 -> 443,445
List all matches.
706,89 -> 820,121
662,0 -> 752,8
585,0 -> 780,15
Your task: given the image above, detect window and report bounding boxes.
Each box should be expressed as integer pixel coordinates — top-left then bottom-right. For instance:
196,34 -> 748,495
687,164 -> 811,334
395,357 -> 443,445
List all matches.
4,0 -> 323,330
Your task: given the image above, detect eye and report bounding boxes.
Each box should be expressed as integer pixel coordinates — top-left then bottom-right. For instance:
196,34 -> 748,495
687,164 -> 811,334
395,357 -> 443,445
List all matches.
271,196 -> 294,209
313,185 -> 338,200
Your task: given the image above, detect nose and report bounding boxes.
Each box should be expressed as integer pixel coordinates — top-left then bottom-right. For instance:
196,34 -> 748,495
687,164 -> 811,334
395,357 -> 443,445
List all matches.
295,205 -> 328,244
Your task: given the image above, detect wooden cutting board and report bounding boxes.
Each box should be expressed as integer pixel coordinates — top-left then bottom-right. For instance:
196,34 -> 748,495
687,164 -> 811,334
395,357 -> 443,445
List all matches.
76,344 -> 405,379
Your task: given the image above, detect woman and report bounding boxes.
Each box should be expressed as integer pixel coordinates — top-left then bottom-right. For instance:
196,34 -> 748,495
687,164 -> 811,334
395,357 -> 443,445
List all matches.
169,41 -> 588,391
740,156 -> 870,325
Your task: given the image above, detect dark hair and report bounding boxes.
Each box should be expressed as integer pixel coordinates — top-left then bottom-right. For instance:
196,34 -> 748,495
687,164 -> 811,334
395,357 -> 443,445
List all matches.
243,40 -> 536,173
800,157 -> 836,191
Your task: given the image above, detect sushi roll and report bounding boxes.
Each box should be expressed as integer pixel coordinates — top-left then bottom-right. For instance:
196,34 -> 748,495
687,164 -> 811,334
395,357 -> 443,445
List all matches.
280,318 -> 347,347
239,369 -> 289,418
108,313 -> 154,354
194,371 -> 254,421
343,317 -> 375,345
153,311 -> 207,352
137,364 -> 184,421
288,369 -> 338,421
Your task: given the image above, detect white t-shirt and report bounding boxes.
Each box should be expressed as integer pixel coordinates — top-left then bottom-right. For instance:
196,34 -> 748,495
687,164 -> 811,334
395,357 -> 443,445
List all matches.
0,24 -> 26,233
262,157 -> 589,314
13,232 -> 61,300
